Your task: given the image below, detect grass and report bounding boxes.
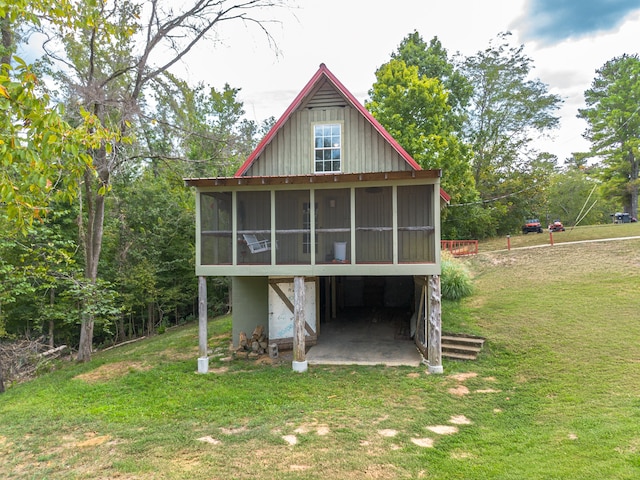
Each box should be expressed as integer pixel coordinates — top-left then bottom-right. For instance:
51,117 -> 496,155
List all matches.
1,226 -> 640,479
478,221 -> 640,251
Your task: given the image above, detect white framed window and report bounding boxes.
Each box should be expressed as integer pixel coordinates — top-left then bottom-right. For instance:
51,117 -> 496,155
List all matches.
314,123 -> 341,173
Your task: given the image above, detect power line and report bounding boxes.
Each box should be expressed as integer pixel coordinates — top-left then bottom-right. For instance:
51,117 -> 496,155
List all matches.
448,185 -> 538,207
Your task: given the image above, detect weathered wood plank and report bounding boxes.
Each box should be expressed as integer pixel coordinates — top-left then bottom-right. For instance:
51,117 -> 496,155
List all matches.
427,275 -> 443,374
293,276 -> 306,364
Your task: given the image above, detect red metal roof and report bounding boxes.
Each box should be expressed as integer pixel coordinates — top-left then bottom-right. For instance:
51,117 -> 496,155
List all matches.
234,63 -> 450,203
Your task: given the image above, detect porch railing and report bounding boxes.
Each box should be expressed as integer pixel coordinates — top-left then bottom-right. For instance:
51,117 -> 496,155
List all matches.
441,240 -> 478,256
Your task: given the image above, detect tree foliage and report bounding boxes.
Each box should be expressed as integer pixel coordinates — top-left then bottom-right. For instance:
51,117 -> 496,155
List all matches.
148,74 -> 265,178
0,1 -> 286,362
461,32 -> 562,235
29,0 -> 286,361
578,54 -> 640,218
366,33 -> 482,238
391,32 -> 472,130
0,59 -> 116,232
545,165 -> 616,227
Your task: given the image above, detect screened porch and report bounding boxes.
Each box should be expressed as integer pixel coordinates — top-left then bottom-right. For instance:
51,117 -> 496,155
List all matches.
191,171 -> 441,275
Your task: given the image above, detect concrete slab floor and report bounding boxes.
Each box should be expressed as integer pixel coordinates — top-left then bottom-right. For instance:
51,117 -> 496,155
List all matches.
306,310 -> 423,367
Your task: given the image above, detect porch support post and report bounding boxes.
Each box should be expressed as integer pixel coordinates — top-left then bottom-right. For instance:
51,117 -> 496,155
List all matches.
292,276 -> 308,372
427,274 -> 443,374
197,276 -> 209,373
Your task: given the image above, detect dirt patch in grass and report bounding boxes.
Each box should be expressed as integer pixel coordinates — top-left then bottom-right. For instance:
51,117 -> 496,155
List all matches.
448,372 -> 478,382
74,361 -> 151,383
449,415 -> 473,425
197,436 -> 221,445
448,385 -> 470,396
411,437 -> 435,448
426,425 -> 458,435
162,348 -> 198,361
76,434 -> 111,448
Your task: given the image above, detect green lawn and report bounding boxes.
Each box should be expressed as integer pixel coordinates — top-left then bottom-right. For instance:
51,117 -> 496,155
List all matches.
1,227 -> 639,479
478,221 -> 640,251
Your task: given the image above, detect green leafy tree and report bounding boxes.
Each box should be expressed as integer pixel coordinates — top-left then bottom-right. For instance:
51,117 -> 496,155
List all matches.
545,166 -> 615,227
147,75 -> 263,178
367,33 -> 485,238
0,207 -> 85,343
0,58 -> 115,231
101,168 -> 198,341
366,58 -> 479,224
31,0 -> 287,361
391,32 -> 472,130
462,33 -> 562,234
1,0 -> 118,232
578,54 -> 640,219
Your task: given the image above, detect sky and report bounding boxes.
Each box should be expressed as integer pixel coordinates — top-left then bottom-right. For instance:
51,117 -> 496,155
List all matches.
175,0 -> 640,163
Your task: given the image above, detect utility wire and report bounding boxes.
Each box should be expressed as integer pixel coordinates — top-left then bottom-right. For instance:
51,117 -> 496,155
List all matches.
448,185 -> 538,207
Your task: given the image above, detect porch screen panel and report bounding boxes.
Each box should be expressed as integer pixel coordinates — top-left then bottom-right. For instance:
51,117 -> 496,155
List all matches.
275,190 -> 311,265
398,185 -> 435,262
314,188 -> 350,263
355,186 -> 392,263
237,191 -> 271,265
200,192 -> 232,265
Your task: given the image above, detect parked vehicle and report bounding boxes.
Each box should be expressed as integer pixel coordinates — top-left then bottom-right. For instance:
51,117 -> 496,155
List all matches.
548,220 -> 565,232
611,212 -> 637,223
522,218 -> 543,234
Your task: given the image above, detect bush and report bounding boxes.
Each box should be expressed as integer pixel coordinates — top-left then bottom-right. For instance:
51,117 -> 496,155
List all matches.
441,253 -> 473,300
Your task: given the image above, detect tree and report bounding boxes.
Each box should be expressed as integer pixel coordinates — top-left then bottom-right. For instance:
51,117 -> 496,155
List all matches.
31,0 -> 287,361
545,166 -> 615,227
461,32 -> 562,234
0,58 -> 114,232
1,1 -> 118,232
148,74 -> 263,178
578,54 -> 640,219
391,32 -> 472,130
367,33 -> 486,238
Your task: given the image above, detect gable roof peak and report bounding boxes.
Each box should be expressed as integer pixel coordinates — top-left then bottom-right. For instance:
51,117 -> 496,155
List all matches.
235,63 -> 421,177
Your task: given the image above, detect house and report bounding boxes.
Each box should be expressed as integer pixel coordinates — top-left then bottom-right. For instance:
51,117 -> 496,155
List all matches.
185,63 -> 445,373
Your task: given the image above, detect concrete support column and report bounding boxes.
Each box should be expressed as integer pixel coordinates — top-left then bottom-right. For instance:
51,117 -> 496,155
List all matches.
427,274 -> 443,374
197,276 -> 209,374
292,276 -> 308,372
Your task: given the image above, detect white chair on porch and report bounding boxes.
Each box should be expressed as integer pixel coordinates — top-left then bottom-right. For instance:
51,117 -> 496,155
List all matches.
242,234 -> 272,254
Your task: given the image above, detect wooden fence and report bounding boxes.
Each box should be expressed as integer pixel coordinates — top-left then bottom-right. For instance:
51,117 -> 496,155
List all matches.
441,240 -> 478,256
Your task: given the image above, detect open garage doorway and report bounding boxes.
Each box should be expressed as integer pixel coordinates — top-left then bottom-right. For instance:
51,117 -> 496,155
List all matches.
306,276 -> 423,366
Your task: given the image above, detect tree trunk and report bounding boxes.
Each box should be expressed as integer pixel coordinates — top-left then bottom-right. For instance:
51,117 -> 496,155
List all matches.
77,313 -> 94,362
116,315 -> 126,343
76,158 -> 108,362
630,152 -> 638,219
48,288 -> 55,348
147,302 -> 155,336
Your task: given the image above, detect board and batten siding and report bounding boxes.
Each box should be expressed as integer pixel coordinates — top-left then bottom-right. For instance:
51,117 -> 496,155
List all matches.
244,107 -> 413,177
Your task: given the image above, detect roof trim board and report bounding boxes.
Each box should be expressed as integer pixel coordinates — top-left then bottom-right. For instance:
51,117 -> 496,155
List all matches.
185,169 -> 441,188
